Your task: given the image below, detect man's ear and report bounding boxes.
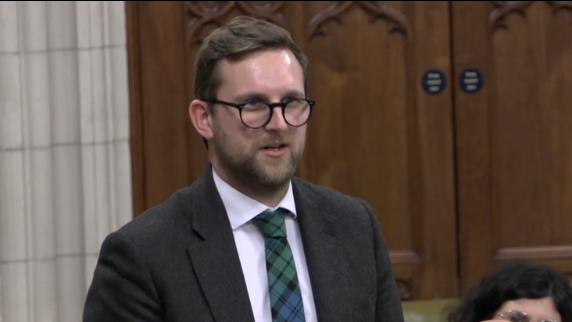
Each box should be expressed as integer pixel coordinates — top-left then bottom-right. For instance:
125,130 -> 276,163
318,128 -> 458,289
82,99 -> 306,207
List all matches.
189,99 -> 214,140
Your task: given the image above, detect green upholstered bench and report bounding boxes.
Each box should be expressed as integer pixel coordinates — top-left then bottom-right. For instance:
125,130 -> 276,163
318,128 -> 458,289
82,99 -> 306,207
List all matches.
402,299 -> 459,322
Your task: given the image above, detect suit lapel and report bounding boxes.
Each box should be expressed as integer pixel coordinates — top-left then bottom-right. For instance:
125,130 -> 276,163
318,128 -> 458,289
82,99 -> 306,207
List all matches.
185,167 -> 255,322
292,179 -> 352,321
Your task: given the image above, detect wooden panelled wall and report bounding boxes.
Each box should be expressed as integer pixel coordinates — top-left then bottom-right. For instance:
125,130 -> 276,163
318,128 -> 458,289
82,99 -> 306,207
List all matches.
126,1 -> 572,301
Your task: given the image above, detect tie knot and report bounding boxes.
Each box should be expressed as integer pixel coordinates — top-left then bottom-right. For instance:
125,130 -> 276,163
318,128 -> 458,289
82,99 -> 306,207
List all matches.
252,208 -> 289,238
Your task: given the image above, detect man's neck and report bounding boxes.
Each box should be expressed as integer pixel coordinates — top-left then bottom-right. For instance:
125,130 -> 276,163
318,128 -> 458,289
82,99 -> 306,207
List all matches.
212,165 -> 290,208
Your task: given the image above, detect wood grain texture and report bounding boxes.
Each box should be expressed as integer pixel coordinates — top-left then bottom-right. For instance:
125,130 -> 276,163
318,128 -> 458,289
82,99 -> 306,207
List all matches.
126,0 -> 572,300
452,0 -> 572,292
299,1 -> 458,300
126,1 -> 459,301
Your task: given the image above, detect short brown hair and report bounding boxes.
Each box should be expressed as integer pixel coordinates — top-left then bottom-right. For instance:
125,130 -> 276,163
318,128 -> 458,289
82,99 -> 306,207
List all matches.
193,16 -> 309,102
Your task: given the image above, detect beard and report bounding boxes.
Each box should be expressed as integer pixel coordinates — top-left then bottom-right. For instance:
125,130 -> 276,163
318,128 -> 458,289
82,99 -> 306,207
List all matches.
212,130 -> 303,192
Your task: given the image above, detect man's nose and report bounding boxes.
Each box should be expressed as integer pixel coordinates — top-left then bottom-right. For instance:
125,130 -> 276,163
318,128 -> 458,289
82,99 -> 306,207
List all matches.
264,106 -> 288,131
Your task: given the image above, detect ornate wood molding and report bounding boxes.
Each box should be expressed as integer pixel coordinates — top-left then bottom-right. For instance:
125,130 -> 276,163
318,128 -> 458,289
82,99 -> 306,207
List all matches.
494,245 -> 572,261
389,250 -> 422,264
489,1 -> 572,34
308,1 -> 411,39
186,1 -> 287,46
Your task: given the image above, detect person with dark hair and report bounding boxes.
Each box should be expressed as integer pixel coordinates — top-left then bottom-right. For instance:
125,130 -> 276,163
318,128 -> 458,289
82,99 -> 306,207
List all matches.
83,15 -> 404,322
447,262 -> 572,322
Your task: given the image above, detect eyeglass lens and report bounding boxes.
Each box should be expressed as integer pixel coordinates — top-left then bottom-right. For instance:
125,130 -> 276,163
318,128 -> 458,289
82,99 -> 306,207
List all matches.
241,99 -> 311,128
497,310 -> 558,322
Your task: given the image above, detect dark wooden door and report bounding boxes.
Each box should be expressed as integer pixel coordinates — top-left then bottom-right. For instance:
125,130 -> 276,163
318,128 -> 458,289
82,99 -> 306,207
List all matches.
451,0 -> 572,292
127,1 -> 459,301
294,1 -> 459,301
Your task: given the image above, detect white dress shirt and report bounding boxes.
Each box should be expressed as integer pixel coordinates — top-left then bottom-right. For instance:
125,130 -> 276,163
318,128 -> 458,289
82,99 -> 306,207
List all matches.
212,168 -> 317,322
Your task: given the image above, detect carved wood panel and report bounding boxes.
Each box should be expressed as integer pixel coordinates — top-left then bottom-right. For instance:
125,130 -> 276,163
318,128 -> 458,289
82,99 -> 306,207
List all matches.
186,1 -> 288,46
452,0 -> 572,292
307,1 -> 411,39
128,0 -> 572,302
298,1 -> 458,301
489,1 -> 572,33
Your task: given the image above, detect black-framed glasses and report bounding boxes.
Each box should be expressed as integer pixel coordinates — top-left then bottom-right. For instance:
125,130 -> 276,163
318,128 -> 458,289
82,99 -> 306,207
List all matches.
496,310 -> 559,322
210,98 -> 315,129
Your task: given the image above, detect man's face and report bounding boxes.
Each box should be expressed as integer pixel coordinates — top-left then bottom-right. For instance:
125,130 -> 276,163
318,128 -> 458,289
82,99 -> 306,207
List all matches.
210,49 -> 307,189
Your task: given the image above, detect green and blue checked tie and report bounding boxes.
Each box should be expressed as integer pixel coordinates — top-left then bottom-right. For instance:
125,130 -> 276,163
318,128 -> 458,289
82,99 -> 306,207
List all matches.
252,208 -> 306,322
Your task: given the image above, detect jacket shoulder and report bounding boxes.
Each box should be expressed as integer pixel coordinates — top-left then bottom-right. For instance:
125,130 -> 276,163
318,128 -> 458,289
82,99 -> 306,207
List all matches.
113,186 -> 194,246
292,177 -> 370,213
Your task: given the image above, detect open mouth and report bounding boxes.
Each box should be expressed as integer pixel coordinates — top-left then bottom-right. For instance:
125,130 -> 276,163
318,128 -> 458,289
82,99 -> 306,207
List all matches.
263,144 -> 286,151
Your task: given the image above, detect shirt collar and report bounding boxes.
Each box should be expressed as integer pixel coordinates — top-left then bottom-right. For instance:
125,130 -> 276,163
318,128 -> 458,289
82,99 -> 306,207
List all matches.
212,167 -> 297,230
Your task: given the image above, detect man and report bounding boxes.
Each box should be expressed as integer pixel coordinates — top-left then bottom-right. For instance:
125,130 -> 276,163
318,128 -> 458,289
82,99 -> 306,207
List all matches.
83,16 -> 404,322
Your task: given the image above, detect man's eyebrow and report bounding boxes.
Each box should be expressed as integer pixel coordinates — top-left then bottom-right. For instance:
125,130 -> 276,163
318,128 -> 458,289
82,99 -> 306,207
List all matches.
233,91 -> 306,102
233,92 -> 268,102
282,91 -> 306,98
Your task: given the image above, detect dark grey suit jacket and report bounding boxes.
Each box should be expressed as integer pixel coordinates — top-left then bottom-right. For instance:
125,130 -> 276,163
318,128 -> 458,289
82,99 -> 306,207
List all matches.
83,166 -> 404,322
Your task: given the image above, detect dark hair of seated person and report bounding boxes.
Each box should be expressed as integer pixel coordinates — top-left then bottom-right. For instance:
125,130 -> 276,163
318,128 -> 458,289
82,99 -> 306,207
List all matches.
446,261 -> 572,322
